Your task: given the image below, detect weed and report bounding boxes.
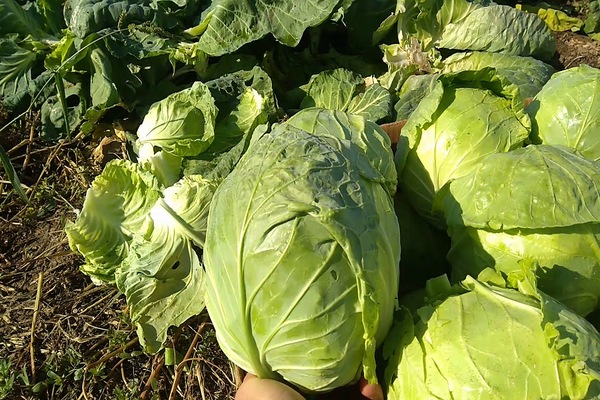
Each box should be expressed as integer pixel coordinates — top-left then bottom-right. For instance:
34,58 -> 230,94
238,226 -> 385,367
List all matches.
0,359 -> 15,399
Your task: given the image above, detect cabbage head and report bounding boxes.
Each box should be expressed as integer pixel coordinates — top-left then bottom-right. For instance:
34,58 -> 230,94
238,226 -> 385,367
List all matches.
396,69 -> 530,226
441,145 -> 600,316
203,109 -> 400,393
528,64 -> 600,161
383,273 -> 600,400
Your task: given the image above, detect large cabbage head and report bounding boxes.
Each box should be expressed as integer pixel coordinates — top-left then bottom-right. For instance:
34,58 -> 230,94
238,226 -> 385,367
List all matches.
203,109 -> 400,393
383,273 -> 600,400
396,69 -> 530,226
441,145 -> 600,316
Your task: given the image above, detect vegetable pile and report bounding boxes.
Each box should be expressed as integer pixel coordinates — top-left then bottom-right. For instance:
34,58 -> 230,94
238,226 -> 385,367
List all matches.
3,0 -> 600,398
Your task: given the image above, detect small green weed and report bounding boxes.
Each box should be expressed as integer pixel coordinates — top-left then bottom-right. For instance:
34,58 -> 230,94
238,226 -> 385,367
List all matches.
0,359 -> 15,399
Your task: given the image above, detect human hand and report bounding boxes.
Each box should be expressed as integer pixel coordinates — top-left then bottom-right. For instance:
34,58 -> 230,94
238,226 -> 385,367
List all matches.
235,373 -> 384,400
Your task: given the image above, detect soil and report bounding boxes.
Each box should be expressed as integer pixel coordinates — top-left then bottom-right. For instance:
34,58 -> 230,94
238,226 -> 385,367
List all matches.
1,27 -> 600,400
552,31 -> 600,69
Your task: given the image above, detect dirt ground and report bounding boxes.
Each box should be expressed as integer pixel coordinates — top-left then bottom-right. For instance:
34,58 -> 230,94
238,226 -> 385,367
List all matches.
553,31 -> 600,68
1,30 -> 600,400
0,117 -> 240,399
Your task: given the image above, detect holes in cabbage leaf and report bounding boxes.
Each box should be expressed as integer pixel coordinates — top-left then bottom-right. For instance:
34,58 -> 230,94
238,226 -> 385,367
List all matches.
330,270 -> 338,281
172,261 -> 180,270
66,94 -> 80,108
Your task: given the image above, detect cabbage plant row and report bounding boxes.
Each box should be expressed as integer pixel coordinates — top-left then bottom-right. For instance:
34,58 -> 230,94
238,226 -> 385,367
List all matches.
3,0 -> 600,398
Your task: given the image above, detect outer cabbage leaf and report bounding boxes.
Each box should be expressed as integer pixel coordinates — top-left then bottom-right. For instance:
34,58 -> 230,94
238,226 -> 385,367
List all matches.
346,84 -> 392,123
211,88 -> 268,152
189,0 -> 347,56
0,0 -> 45,37
0,37 -> 40,108
438,4 -> 556,60
184,67 -> 277,179
137,81 -> 218,157
393,74 -> 438,121
182,125 -> 266,181
40,80 -> 88,140
89,47 -> 120,109
528,65 -> 600,161
397,69 -> 530,226
65,159 -> 161,283
300,68 -> 363,111
299,69 -> 391,122
344,0 -> 397,50
394,0 -> 556,60
517,3 -> 584,32
206,66 -> 276,130
63,0 -> 205,38
204,118 -> 399,392
443,145 -> 600,230
585,0 -> 600,35
438,51 -> 555,100
116,175 -> 215,353
383,275 -> 600,400
65,0 -> 157,37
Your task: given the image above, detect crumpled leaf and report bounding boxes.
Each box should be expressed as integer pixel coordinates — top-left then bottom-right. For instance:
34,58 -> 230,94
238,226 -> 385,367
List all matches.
137,143 -> 183,188
377,42 -> 430,92
65,159 -> 161,283
117,233 -> 204,354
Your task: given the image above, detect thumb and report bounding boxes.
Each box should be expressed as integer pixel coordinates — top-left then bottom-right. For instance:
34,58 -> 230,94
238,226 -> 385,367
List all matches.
235,374 -> 306,400
358,378 -> 384,400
